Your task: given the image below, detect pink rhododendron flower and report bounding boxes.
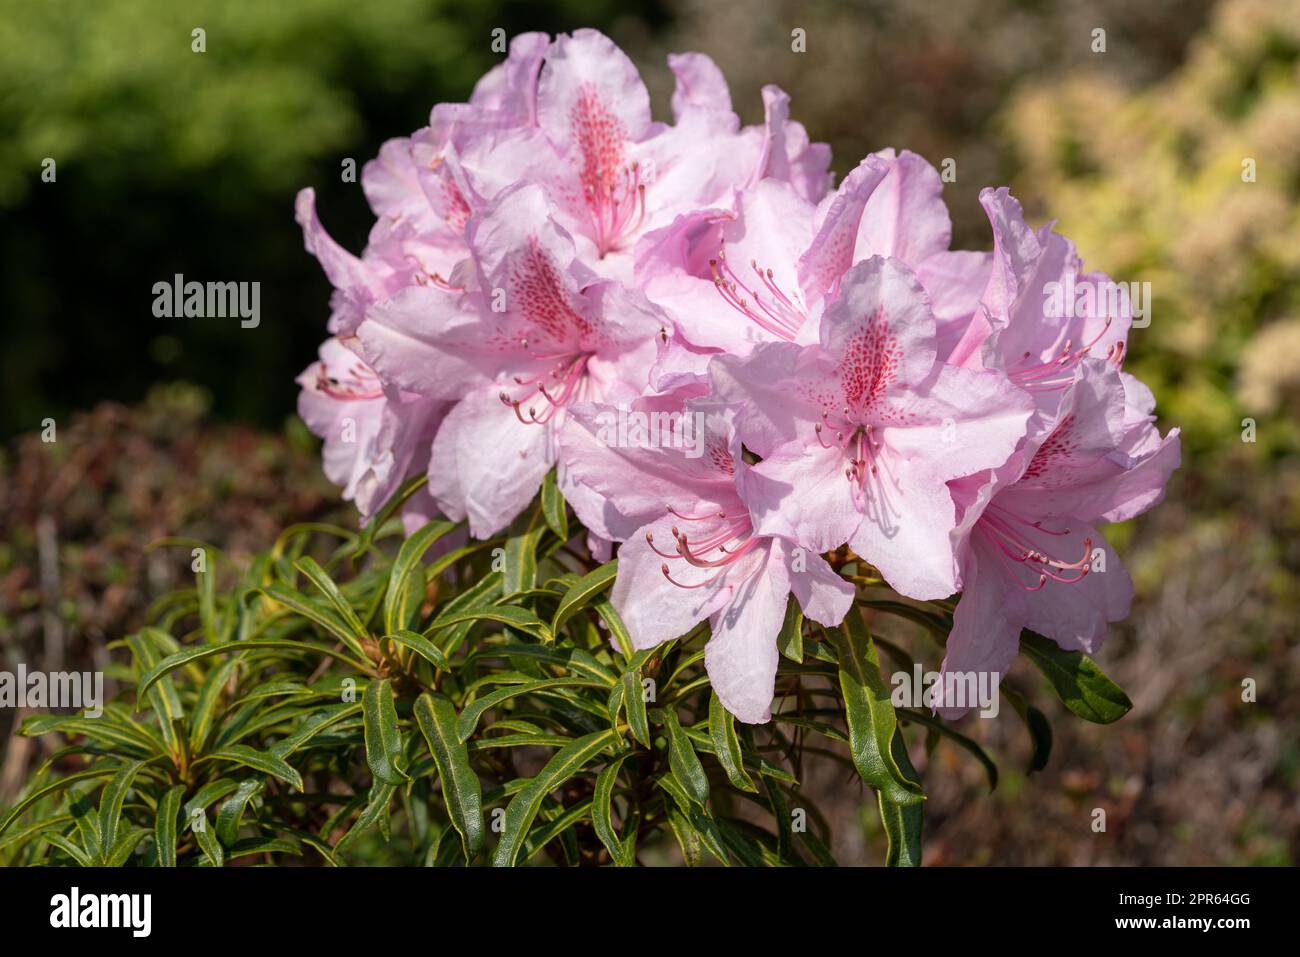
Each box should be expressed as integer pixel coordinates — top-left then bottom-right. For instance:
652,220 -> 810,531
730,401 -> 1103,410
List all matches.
712,257 -> 1033,599
561,399 -> 853,722
295,28 -> 1180,725
935,360 -> 1179,715
296,337 -> 449,522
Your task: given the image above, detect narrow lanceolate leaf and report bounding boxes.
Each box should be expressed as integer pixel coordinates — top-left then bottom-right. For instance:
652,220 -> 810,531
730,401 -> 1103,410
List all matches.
384,629 -> 450,671
457,678 -> 604,743
362,679 -> 409,786
129,631 -> 185,762
1019,630 -> 1132,724
493,729 -> 620,867
210,745 -> 304,791
878,730 -> 924,867
592,753 -> 635,866
504,508 -> 545,594
106,828 -> 150,866
591,595 -> 634,661
335,782 -> 396,855
659,709 -> 709,807
188,657 -> 239,756
429,606 -> 553,644
541,468 -> 568,541
296,555 -> 369,644
261,583 -> 366,651
45,833 -> 95,867
182,779 -> 237,866
97,760 -> 145,860
216,779 -> 265,847
415,694 -> 484,861
827,617 -> 924,806
551,561 -> 618,635
622,670 -> 650,747
776,596 -> 804,663
138,641 -> 367,705
384,518 -> 457,635
0,767 -> 121,842
709,692 -> 757,792
154,785 -> 185,867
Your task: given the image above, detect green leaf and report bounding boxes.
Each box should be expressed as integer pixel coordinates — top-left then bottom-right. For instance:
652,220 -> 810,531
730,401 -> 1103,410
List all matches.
493,729 -> 619,867
383,629 -> 450,671
137,640 -> 368,704
457,678 -> 604,743
827,617 -> 924,806
541,468 -> 568,541
430,606 -> 553,644
154,785 -> 185,867
591,595 -> 634,661
504,507 -> 545,595
362,678 -> 409,786
592,752 -> 635,866
97,760 -> 145,860
216,779 -> 265,847
335,781 -> 397,855
659,708 -> 709,807
878,729 -> 923,867
620,669 -> 650,747
269,703 -> 362,759
209,745 -> 304,791
0,766 -> 122,842
295,555 -> 370,648
414,694 -> 485,861
182,779 -> 237,867
260,583 -> 368,652
709,692 -> 757,792
776,596 -> 804,663
1020,630 -> 1132,724
384,519 -> 457,635
45,832 -> 95,867
188,657 -> 239,756
551,560 -> 617,635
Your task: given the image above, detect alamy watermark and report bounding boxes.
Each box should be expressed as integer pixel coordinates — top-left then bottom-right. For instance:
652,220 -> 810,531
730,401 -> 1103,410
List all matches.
152,274 -> 260,328
0,664 -> 104,717
891,664 -> 1000,718
1044,274 -> 1151,328
593,406 -> 706,458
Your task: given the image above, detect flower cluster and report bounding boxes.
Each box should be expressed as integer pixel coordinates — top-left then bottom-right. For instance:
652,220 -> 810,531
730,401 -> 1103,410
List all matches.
297,30 -> 1180,724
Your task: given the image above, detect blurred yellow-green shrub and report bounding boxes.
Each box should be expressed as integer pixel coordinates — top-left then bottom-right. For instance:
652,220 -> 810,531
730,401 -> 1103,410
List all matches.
1002,0 -> 1300,460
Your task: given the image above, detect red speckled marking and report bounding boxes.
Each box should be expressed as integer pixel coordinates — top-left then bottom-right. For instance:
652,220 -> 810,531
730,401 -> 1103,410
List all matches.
707,438 -> 735,475
441,178 -> 471,233
571,83 -> 626,201
1022,414 -> 1079,480
509,237 -> 595,344
838,307 -> 903,412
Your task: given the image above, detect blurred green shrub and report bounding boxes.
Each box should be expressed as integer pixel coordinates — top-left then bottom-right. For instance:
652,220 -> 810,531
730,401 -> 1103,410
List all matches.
0,0 -> 665,438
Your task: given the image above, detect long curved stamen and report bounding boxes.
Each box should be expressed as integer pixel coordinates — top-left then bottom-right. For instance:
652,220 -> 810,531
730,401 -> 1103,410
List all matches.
585,162 -> 646,257
1008,317 -> 1117,392
499,353 -> 593,426
317,360 -> 385,400
652,505 -> 760,590
977,505 -> 1093,591
708,244 -> 806,340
